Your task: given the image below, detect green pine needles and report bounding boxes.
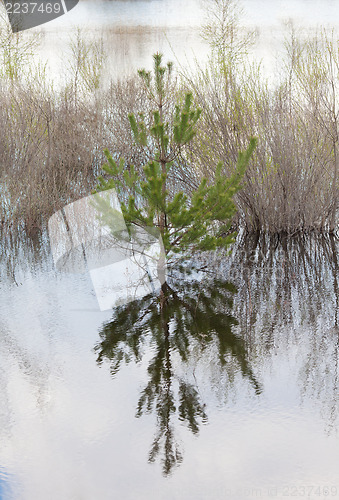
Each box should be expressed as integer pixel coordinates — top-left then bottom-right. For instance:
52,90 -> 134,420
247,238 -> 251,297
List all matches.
95,53 -> 257,263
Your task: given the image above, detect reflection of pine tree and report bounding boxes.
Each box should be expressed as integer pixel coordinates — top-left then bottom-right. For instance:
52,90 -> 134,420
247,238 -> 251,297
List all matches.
95,274 -> 261,475
136,309 -> 184,475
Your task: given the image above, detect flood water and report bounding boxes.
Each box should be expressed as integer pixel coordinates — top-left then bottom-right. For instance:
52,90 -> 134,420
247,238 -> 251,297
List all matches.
7,0 -> 339,83
0,229 -> 338,499
0,0 -> 339,499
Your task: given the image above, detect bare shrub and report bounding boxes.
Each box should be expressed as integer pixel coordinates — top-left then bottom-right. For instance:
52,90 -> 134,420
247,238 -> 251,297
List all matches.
0,25 -> 108,232
184,9 -> 339,233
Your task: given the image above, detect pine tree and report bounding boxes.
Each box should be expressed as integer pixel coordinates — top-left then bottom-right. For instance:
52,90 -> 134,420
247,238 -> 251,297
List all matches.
95,53 -> 257,266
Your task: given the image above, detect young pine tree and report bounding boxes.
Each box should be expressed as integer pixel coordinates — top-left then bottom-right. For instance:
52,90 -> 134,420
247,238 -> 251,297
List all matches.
95,53 -> 257,267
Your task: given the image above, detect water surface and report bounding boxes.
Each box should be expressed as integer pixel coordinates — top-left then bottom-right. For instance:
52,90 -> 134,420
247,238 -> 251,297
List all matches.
4,0 -> 339,83
0,230 -> 338,499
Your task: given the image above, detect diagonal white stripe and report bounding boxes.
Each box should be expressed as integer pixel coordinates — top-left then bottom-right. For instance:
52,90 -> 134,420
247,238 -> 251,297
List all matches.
60,0 -> 67,13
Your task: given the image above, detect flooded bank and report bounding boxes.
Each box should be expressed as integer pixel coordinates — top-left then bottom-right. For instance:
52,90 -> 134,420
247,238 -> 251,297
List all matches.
1,0 -> 339,497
